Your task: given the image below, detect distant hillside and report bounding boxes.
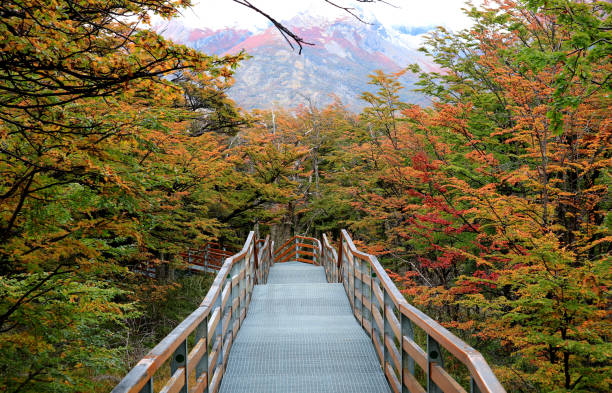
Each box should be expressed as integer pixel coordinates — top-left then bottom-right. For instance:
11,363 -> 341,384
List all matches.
156,15 -> 435,111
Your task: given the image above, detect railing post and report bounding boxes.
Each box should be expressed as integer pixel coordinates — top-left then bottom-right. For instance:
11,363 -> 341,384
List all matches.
171,339 -> 188,393
356,257 -> 364,327
337,236 -> 344,283
427,335 -> 444,393
372,272 -> 383,367
369,271 -> 375,337
383,290 -> 391,374
242,251 -> 249,321
204,244 -> 209,270
248,246 -> 254,301
361,260 -> 372,335
345,247 -> 355,312
400,313 -> 415,393
196,315 -> 209,393
215,275 -> 226,372
253,240 -> 259,284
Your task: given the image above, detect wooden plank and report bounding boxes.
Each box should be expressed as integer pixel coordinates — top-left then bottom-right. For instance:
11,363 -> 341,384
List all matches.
280,250 -> 297,263
231,273 -> 240,287
373,285 -> 384,310
232,297 -> 239,314
187,338 -> 207,375
240,288 -> 246,305
354,288 -> 362,302
222,313 -> 231,337
296,243 -> 316,249
273,237 -> 297,255
431,363 -> 468,393
373,331 -> 384,365
362,292 -> 372,310
190,372 -> 208,393
403,369 -> 426,393
221,283 -> 230,310
354,308 -> 363,325
372,305 -> 384,334
385,334 -> 402,375
232,319 -> 239,337
207,337 -> 221,377
386,304 -> 401,341
158,367 -> 185,393
222,334 -> 233,368
274,245 -> 294,262
295,235 -> 316,241
296,257 -> 316,264
363,317 -> 373,337
208,366 -> 223,393
403,336 -> 428,371
385,362 -> 401,393
207,308 -> 220,338
297,250 -> 315,257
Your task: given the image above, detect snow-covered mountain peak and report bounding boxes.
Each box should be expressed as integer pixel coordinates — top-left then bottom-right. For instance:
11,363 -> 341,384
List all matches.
155,14 -> 436,111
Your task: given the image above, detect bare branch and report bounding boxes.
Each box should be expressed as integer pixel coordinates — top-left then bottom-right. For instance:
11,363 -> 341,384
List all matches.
231,0 -> 314,54
324,0 -> 371,24
230,0 -> 398,53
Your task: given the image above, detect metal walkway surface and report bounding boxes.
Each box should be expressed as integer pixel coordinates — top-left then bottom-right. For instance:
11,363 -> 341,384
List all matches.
219,262 -> 391,393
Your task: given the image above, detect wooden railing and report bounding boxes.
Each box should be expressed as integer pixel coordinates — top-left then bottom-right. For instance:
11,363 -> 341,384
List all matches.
112,231 -> 273,393
321,233 -> 340,282
273,235 -> 321,264
115,230 -> 504,393
321,230 -> 506,393
180,243 -> 234,272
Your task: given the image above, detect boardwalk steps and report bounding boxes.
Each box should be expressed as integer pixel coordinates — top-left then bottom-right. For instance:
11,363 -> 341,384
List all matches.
112,231 -> 506,393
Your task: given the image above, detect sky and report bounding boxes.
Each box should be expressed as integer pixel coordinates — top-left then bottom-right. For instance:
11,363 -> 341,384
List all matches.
173,0 -> 483,32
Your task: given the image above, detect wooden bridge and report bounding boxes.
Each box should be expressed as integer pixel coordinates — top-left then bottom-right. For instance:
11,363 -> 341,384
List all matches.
112,231 -> 506,393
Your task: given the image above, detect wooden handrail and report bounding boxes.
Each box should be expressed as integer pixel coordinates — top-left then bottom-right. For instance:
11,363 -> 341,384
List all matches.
181,243 -> 235,272
112,231 -> 273,393
272,235 -> 321,264
319,230 -> 506,393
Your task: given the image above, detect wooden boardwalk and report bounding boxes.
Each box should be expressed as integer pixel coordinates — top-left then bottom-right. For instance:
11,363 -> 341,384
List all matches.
112,232 -> 505,393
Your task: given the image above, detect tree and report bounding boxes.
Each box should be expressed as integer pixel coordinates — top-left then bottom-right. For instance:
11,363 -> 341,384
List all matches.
0,1 -> 244,391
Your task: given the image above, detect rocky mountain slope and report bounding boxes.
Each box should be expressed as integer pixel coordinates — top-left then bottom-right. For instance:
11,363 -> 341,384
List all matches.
156,14 -> 435,111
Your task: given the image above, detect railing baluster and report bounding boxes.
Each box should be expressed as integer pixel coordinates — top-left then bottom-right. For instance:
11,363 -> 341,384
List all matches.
369,271 -> 375,337
400,313 -> 414,393
240,255 -> 246,325
195,315 -> 209,393
171,339 -> 188,393
372,271 -> 383,367
427,335 -> 444,393
215,277 -> 225,373
349,250 -> 355,312
383,290 -> 391,374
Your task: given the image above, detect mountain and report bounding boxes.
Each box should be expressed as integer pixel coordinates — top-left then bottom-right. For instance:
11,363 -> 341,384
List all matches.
156,14 -> 436,111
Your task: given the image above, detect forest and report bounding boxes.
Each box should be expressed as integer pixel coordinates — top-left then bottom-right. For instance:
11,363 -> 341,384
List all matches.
0,0 -> 610,392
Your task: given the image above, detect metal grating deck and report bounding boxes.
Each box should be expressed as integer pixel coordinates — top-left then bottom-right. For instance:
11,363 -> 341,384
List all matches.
219,262 -> 391,393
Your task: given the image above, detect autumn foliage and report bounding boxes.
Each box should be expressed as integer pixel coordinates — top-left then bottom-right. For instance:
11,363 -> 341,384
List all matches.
266,1 -> 611,391
1,0 -> 610,392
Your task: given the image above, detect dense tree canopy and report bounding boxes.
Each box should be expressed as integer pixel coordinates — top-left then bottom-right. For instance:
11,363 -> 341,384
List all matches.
1,0 -> 609,392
